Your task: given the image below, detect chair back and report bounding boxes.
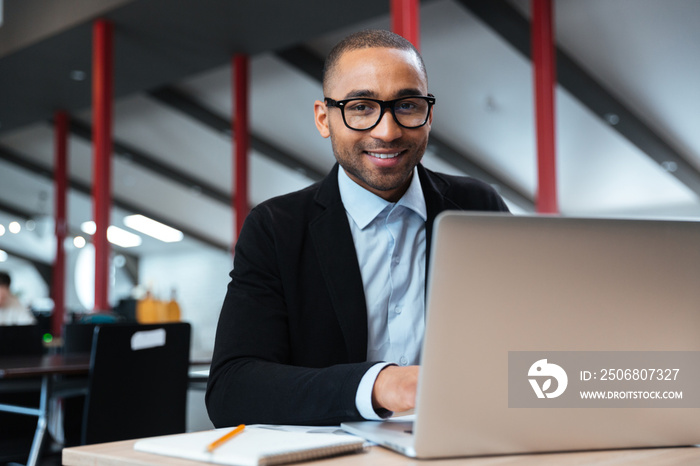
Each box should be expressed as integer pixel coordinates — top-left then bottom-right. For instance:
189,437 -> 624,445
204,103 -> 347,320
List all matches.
0,325 -> 44,356
63,323 -> 100,354
81,322 -> 191,445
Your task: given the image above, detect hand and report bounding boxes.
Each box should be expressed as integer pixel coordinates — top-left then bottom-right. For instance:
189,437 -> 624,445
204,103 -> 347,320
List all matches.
371,365 -> 419,413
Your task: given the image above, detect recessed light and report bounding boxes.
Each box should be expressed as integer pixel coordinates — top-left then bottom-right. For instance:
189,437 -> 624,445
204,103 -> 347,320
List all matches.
71,70 -> 86,81
113,254 -> 126,268
8,221 -> 21,234
661,161 -> 678,173
81,221 -> 97,235
604,113 -> 620,125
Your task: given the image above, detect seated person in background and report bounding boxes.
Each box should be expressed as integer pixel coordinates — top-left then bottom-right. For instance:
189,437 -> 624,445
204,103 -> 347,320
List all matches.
206,29 -> 509,427
0,271 -> 36,325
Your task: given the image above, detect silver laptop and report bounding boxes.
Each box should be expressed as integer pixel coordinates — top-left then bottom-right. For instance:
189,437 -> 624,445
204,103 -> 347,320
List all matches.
342,212 -> 700,458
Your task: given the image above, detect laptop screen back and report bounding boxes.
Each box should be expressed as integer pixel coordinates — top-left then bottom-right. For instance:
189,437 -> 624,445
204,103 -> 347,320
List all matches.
414,213 -> 700,457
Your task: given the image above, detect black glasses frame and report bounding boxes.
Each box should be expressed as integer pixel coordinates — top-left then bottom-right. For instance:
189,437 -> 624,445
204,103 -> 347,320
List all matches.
324,94 -> 436,131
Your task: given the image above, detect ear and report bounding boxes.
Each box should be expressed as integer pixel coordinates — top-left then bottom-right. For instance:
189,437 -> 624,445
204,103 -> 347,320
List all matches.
314,100 -> 331,138
426,103 -> 435,130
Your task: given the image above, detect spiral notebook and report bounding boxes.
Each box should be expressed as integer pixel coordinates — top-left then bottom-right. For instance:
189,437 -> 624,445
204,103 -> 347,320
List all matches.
133,425 -> 366,466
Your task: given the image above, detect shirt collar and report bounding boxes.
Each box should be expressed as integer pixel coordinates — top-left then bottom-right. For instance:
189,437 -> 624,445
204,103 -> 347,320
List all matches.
338,166 -> 427,230
396,167 -> 428,222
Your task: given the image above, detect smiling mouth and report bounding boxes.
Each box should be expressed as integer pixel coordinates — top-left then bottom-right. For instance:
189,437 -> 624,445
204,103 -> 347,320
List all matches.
366,151 -> 402,159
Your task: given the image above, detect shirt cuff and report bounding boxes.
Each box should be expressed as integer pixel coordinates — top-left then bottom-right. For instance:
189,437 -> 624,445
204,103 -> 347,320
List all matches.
355,362 -> 395,420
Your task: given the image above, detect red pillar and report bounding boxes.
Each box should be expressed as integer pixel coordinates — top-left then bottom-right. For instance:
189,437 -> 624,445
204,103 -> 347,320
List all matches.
232,54 -> 250,248
531,0 -> 558,214
92,19 -> 113,311
391,0 -> 421,50
52,111 -> 68,337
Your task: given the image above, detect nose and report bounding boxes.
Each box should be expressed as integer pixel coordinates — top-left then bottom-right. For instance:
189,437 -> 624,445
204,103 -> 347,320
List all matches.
369,108 -> 403,142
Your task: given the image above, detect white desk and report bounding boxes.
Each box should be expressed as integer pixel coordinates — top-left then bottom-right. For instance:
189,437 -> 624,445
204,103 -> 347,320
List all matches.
62,437 -> 700,466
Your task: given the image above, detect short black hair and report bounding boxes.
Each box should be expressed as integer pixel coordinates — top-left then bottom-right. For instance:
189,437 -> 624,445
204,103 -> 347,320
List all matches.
0,271 -> 10,287
322,29 -> 427,95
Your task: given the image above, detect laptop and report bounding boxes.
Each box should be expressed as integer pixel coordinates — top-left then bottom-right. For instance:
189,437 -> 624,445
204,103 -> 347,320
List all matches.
342,212 -> 700,458
0,324 -> 44,357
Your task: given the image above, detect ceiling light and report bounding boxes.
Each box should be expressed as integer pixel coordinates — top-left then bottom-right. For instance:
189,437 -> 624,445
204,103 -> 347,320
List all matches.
9,221 -> 21,234
123,214 -> 183,243
604,113 -> 620,125
81,221 -> 97,235
661,161 -> 678,173
107,226 -> 142,248
0,250 -> 7,262
0,224 -> 5,236
73,236 -> 87,248
113,254 -> 126,268
71,70 -> 86,81
80,221 -> 142,248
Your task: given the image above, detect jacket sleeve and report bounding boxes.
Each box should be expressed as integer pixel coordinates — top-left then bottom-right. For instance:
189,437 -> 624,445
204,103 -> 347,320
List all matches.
205,206 -> 376,426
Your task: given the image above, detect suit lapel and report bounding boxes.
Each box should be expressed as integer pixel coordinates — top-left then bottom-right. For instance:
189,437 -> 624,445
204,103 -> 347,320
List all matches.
310,165 -> 368,363
418,164 -> 456,284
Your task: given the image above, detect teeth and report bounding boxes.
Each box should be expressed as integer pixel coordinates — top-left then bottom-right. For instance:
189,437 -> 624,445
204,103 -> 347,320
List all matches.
367,152 -> 400,159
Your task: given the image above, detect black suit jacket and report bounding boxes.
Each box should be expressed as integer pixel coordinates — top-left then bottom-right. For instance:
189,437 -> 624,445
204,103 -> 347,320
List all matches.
206,164 -> 509,426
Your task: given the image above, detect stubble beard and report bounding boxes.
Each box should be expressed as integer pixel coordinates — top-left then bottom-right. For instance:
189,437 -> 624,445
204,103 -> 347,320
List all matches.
331,136 -> 428,195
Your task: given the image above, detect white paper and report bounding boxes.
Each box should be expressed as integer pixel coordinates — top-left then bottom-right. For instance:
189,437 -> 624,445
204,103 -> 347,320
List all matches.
134,425 -> 365,466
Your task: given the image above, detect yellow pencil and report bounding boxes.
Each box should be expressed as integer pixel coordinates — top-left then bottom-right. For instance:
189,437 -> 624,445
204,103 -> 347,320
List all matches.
206,424 -> 246,452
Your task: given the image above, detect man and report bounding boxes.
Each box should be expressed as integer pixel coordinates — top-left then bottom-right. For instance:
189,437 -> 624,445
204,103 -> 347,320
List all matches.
0,271 -> 35,325
206,29 -> 508,427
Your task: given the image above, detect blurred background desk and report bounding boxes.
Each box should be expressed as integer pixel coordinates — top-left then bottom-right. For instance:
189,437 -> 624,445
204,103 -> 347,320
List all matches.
0,353 -> 91,466
0,353 -> 210,466
62,438 -> 700,466
1,322 -> 206,466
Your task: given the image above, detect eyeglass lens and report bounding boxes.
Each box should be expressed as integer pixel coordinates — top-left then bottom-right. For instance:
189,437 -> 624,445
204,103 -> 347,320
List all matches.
344,98 -> 430,130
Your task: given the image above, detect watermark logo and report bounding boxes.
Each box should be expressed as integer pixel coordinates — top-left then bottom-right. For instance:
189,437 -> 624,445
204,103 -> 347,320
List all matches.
510,352 -> 699,408
528,359 -> 568,399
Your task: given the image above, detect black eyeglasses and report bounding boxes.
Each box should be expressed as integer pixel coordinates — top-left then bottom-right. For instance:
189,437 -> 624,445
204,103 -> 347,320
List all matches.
324,95 -> 436,131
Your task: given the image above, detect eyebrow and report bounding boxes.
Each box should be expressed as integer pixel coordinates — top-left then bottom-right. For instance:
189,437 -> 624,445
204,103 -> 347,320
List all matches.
343,89 -> 376,99
395,88 -> 424,98
342,88 -> 426,100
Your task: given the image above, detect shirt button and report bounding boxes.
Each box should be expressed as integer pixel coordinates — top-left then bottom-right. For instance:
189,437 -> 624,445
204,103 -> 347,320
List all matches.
394,306 -> 402,314
392,257 -> 400,265
400,357 -> 408,366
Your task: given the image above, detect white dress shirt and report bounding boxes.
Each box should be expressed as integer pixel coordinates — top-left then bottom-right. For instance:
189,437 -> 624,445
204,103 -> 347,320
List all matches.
337,166 -> 427,419
0,294 -> 36,325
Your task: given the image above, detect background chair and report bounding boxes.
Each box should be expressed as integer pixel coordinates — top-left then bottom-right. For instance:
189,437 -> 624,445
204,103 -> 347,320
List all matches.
59,322 -> 102,447
80,322 -> 191,445
0,325 -> 45,463
62,323 -> 100,355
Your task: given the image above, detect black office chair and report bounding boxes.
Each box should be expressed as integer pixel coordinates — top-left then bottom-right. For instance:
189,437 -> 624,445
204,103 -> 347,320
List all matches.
60,322 -> 102,447
63,322 -> 101,354
80,322 -> 191,445
0,325 -> 45,463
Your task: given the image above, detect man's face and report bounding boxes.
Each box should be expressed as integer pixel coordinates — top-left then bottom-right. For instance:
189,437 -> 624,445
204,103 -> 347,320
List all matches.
0,285 -> 9,307
314,47 -> 433,202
